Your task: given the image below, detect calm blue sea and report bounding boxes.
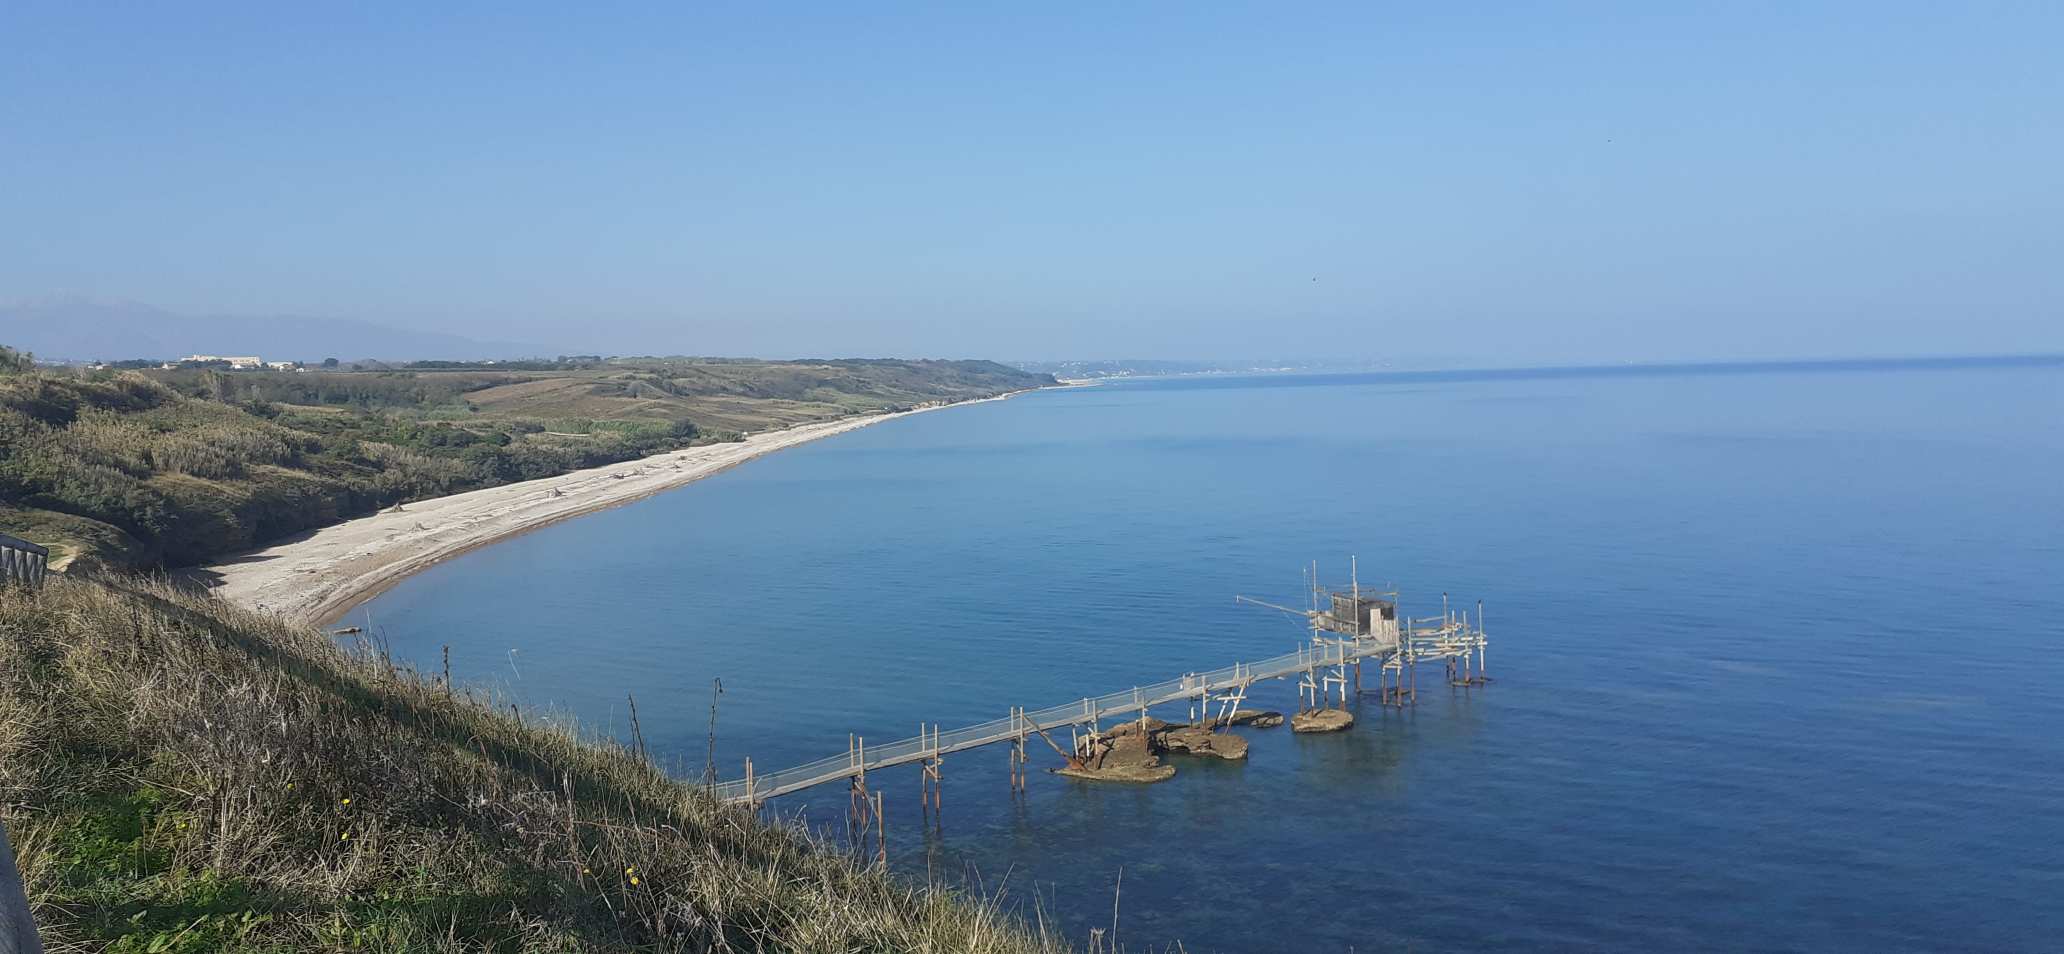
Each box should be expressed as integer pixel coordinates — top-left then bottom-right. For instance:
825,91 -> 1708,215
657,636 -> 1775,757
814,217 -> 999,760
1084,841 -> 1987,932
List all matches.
363,360 -> 2064,952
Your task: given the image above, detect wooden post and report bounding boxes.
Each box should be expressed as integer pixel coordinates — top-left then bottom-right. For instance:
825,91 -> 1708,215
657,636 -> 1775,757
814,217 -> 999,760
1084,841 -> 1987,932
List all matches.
1009,711 -> 1018,792
849,775 -> 868,848
1478,601 -> 1488,681
706,677 -> 723,789
875,792 -> 887,867
626,693 -> 649,763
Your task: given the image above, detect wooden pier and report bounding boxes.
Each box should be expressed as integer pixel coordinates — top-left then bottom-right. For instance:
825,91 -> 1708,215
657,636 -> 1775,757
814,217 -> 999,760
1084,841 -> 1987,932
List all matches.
715,566 -> 1490,804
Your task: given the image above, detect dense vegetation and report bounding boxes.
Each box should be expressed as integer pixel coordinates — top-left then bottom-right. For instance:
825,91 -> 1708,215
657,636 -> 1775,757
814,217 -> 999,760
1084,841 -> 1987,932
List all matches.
1,575 -> 1064,952
0,356 -> 1050,569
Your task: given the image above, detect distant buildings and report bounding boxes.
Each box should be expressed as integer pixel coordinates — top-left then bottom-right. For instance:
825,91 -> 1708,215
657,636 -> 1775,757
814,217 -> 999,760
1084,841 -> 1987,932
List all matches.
174,355 -> 305,371
181,354 -> 265,368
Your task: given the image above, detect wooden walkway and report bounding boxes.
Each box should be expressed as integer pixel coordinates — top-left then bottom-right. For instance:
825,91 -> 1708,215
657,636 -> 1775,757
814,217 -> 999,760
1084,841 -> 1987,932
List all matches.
713,617 -> 1485,803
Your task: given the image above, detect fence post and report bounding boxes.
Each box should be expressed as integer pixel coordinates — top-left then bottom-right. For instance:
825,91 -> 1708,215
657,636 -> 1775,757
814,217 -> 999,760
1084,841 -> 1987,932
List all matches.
0,818 -> 43,954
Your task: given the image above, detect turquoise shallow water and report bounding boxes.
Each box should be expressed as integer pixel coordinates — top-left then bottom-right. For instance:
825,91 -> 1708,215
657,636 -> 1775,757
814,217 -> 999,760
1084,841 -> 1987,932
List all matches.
364,360 -> 2063,952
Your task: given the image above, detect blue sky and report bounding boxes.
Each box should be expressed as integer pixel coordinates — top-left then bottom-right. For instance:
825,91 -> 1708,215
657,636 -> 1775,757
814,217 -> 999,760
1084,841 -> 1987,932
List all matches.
2,3 -> 2058,362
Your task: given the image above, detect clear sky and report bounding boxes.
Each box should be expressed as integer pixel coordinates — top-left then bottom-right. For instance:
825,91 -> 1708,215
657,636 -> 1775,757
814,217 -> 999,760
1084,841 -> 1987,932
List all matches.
3,3 -> 2058,363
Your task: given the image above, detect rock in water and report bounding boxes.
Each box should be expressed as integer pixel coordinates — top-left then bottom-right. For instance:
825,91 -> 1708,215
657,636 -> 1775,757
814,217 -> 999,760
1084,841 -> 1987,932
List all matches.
1053,761 -> 1177,783
1055,729 -> 1178,783
1161,726 -> 1250,760
1103,716 -> 1171,739
1226,709 -> 1284,728
1291,708 -> 1354,733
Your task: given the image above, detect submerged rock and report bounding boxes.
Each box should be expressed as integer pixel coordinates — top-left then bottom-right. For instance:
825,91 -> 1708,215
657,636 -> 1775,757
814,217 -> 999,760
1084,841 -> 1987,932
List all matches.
1291,708 -> 1354,733
1053,761 -> 1177,783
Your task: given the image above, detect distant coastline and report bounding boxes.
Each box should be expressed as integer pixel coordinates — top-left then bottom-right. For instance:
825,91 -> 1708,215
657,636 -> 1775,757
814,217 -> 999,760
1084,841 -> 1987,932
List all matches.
201,389 -> 1038,626
1041,352 -> 2062,385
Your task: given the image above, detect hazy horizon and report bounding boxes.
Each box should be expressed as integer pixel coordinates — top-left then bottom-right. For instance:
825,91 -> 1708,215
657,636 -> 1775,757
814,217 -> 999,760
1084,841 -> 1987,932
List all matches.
8,296 -> 2060,370
4,4 -> 2059,363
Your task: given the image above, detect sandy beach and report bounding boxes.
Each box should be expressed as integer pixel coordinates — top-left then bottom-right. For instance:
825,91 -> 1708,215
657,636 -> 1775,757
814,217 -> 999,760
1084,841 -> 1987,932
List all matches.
202,394 -> 1025,625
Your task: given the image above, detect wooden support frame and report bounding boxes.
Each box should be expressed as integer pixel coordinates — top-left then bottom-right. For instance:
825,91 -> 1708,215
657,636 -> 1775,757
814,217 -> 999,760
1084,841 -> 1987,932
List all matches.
711,584 -> 1495,804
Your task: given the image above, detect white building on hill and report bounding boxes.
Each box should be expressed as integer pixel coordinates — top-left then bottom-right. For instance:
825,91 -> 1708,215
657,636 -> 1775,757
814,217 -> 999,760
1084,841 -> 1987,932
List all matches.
180,354 -> 265,368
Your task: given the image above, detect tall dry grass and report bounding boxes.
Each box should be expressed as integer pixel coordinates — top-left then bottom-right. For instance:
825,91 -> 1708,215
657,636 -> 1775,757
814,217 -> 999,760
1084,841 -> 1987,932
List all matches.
0,576 -> 1070,952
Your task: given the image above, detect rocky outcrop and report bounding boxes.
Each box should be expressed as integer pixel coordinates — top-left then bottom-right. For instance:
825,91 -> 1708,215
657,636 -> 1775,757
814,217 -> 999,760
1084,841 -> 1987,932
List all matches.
1160,726 -> 1250,760
1226,709 -> 1284,728
1103,717 -> 1171,739
1054,727 -> 1177,784
1291,708 -> 1354,733
1052,760 -> 1177,783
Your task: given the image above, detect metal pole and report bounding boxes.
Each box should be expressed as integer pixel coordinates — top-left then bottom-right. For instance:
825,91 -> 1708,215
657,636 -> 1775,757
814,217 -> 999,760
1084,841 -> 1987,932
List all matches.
1479,600 -> 1488,680
0,818 -> 44,954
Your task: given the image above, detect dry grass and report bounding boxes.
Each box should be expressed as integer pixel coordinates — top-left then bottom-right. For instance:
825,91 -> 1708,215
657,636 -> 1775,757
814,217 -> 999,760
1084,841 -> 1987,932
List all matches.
0,576 -> 1069,953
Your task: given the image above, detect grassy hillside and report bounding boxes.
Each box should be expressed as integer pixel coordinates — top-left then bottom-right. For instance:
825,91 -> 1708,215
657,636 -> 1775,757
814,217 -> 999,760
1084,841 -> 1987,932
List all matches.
0,356 -> 1051,569
0,575 -> 1064,952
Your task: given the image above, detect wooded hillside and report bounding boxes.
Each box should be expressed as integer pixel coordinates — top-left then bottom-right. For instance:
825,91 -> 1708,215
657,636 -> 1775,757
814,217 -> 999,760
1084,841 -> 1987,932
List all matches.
0,355 -> 1050,569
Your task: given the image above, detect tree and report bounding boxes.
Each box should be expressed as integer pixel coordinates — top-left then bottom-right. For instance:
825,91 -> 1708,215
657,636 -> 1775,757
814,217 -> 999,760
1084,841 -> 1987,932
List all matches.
0,345 -> 35,373
322,357 -> 340,369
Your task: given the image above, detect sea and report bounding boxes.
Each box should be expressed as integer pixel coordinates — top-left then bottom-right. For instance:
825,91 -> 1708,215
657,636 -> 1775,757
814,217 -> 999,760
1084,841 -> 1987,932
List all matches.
361,358 -> 2064,952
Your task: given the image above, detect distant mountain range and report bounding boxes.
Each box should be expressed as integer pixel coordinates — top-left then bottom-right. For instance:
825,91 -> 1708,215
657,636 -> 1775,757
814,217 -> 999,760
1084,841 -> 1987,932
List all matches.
0,299 -> 541,363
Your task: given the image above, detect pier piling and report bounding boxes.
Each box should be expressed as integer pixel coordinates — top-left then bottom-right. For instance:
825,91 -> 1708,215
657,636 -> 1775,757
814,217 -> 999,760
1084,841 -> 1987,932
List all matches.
715,569 -> 1491,805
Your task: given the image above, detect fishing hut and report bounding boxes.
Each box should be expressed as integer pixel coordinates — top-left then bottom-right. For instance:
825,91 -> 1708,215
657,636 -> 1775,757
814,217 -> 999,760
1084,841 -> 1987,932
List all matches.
712,559 -> 1492,811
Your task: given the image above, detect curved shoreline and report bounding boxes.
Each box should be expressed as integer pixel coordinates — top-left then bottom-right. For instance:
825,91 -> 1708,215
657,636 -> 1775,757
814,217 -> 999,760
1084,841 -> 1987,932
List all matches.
201,391 -> 1035,626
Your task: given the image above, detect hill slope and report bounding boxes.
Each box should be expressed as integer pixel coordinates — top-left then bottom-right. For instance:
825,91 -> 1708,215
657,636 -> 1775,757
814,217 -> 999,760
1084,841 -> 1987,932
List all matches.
0,576 -> 1063,952
0,358 -> 1051,569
